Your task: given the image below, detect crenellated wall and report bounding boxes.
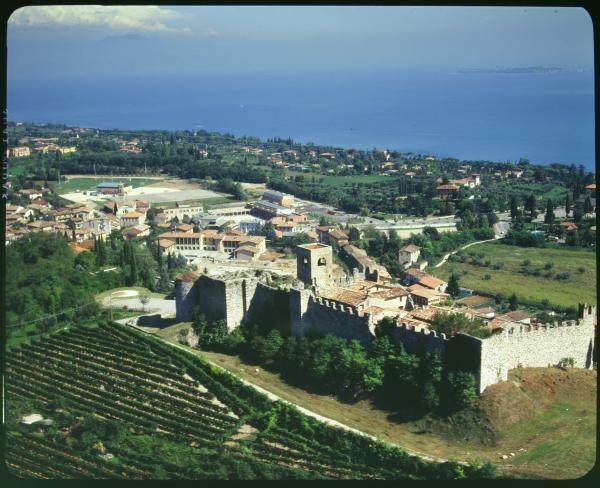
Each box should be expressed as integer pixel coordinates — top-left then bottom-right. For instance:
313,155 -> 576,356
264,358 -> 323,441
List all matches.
291,293 -> 375,344
475,317 -> 595,393
392,322 -> 448,355
179,272 -> 596,394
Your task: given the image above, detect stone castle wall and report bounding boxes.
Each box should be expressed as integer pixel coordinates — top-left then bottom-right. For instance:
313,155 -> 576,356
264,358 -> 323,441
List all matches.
290,290 -> 375,344
177,274 -> 288,332
175,278 -> 198,322
180,274 -> 596,394
475,317 -> 595,393
392,323 -> 448,355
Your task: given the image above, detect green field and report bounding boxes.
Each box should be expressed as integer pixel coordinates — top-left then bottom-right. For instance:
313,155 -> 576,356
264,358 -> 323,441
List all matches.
52,177 -> 162,194
321,175 -> 390,186
431,243 -> 596,308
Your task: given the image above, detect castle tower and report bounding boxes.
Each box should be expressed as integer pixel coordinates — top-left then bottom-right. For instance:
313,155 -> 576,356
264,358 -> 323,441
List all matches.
175,271 -> 199,322
296,243 -> 333,289
578,303 -> 597,326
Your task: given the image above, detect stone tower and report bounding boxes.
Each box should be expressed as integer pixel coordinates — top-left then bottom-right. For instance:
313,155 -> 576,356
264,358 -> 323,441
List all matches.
296,243 -> 333,289
175,271 -> 199,322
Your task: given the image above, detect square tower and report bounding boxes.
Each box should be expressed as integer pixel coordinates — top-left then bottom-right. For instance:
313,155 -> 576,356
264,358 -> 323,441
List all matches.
296,243 -> 333,288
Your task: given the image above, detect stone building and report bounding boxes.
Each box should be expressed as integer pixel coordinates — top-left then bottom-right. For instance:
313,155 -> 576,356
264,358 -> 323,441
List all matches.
398,244 -> 420,267
295,243 -> 334,289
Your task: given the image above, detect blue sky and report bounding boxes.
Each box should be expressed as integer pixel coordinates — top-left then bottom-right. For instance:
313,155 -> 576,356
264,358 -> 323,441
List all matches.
8,6 -> 594,79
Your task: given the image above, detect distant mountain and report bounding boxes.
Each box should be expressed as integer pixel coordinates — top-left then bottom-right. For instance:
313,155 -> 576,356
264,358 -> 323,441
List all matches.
101,33 -> 146,43
459,66 -> 566,74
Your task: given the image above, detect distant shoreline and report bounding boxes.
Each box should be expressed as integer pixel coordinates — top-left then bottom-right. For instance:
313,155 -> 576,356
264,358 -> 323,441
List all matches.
7,119 -> 595,172
458,66 -> 568,74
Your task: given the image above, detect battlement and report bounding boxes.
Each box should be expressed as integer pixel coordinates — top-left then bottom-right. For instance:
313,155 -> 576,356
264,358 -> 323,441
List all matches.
309,295 -> 369,318
396,322 -> 448,340
491,316 -> 593,341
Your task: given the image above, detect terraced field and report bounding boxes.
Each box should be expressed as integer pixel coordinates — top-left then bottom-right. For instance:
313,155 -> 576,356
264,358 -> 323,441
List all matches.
5,322 -> 494,480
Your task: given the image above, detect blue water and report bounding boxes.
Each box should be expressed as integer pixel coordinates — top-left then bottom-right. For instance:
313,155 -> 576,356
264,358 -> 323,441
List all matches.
7,70 -> 596,170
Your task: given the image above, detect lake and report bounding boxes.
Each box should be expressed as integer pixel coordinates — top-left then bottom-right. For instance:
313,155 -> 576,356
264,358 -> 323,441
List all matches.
7,69 -> 595,169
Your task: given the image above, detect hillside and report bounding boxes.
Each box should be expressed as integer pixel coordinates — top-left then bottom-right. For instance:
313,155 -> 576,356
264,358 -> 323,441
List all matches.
430,242 -> 596,308
5,321 -> 494,480
411,367 -> 597,479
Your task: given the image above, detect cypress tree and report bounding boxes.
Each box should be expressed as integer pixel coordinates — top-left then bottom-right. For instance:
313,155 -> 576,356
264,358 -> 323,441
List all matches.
447,273 -> 460,297
565,193 -> 571,216
544,199 -> 555,225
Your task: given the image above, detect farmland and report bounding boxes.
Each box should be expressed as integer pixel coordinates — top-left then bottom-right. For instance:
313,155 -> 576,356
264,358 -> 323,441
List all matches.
431,242 -> 596,308
5,322 -> 493,480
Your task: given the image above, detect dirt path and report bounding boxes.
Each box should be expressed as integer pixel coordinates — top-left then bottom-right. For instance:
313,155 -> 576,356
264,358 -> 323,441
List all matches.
431,238 -> 499,269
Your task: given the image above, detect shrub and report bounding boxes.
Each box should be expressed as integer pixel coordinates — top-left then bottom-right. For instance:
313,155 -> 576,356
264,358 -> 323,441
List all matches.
557,357 -> 575,369
578,267 -> 586,274
544,261 -> 554,270
521,259 -> 531,267
482,274 -> 492,281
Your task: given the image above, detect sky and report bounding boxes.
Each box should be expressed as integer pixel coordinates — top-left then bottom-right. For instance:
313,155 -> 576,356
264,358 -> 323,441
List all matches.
7,6 -> 594,80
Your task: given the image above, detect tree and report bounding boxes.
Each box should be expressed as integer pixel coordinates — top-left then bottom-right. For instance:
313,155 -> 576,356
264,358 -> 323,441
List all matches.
565,193 -> 571,216
584,196 -> 593,214
446,371 -> 477,411
510,195 -> 520,220
251,329 -> 284,363
139,293 -> 150,312
544,199 -> 555,225
348,226 -> 361,242
525,194 -> 537,219
447,273 -> 460,297
573,203 -> 583,224
509,293 -> 518,311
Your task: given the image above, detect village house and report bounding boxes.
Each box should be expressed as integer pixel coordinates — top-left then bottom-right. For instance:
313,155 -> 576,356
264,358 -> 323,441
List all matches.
158,229 -> 266,259
316,226 -> 349,247
96,182 -> 126,195
406,284 -> 447,307
435,184 -> 460,198
560,221 -> 578,232
120,211 -> 146,227
262,190 -> 295,207
26,220 -> 56,233
9,146 -> 31,158
207,202 -> 251,217
159,202 -> 204,221
122,224 -> 151,240
18,188 -> 44,200
250,200 -> 294,219
398,244 -> 421,268
404,268 -> 448,293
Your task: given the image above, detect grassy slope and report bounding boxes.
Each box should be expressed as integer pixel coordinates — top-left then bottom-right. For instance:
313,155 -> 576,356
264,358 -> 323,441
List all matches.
430,242 -> 596,307
147,322 -> 596,480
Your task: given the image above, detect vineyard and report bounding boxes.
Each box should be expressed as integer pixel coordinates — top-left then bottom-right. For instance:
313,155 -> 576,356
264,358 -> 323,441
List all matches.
5,321 -> 495,480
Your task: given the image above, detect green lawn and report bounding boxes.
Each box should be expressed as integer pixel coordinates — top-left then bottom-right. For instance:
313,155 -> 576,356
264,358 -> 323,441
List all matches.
321,175 -> 390,186
52,177 -> 162,194
431,243 -> 596,308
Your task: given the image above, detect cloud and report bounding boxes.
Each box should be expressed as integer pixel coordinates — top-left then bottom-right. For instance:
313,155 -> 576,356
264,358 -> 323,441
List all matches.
9,5 -> 190,33
207,27 -> 220,38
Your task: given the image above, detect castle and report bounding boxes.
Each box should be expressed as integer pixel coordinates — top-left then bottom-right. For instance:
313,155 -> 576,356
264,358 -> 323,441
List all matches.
176,243 -> 596,393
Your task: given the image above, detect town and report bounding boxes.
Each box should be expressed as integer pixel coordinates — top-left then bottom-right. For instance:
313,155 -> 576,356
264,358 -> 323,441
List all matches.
4,121 -> 597,480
